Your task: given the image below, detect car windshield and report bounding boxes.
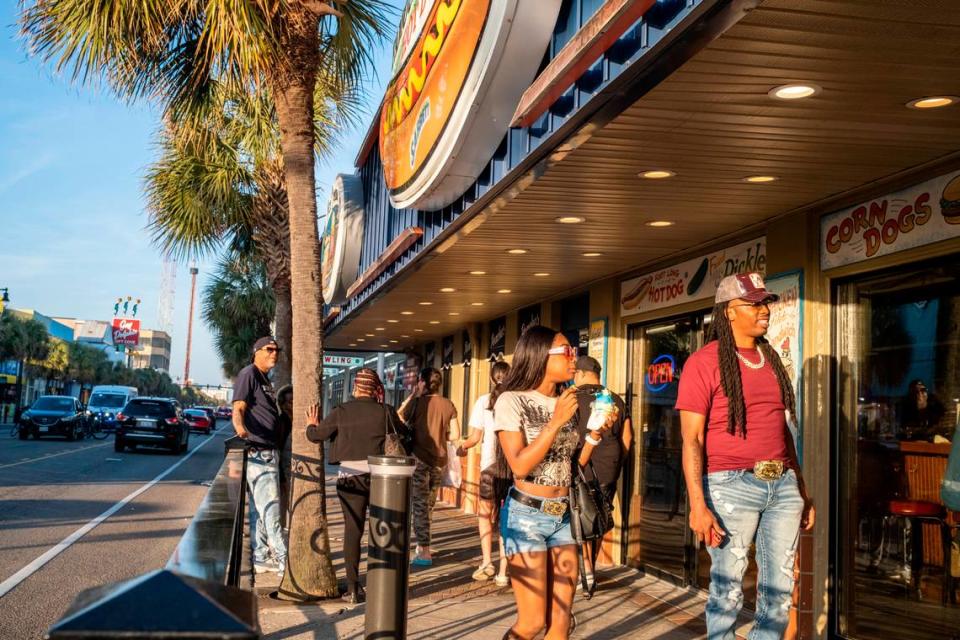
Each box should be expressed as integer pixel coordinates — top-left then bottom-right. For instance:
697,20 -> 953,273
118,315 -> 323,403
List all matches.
184,410 -> 206,418
33,398 -> 74,412
125,401 -> 174,418
89,393 -> 126,408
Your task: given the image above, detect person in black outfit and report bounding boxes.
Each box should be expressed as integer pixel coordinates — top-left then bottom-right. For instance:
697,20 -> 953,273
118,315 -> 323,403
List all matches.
306,368 -> 407,604
232,336 -> 287,575
573,355 -> 633,590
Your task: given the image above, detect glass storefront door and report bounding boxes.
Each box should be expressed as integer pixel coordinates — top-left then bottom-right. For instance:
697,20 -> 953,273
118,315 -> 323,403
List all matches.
836,258 -> 960,639
627,316 -> 703,581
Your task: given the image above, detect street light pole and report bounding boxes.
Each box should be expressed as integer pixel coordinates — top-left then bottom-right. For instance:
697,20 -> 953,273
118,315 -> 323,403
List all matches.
183,265 -> 199,387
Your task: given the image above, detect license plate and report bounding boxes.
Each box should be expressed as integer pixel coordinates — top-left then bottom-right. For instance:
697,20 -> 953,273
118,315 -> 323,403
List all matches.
137,419 -> 157,428
38,426 -> 48,433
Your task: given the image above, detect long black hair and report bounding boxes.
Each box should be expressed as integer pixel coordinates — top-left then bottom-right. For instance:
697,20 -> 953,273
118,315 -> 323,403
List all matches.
500,325 -> 562,395
709,301 -> 795,436
487,361 -> 511,411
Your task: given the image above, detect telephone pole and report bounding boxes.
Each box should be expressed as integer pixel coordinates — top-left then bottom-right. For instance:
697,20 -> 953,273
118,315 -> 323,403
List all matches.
183,265 -> 199,387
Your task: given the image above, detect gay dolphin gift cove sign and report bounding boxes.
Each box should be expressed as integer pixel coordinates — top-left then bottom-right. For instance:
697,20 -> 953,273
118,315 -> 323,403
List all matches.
111,318 -> 141,347
620,238 -> 767,317
321,174 -> 366,306
379,0 -> 562,211
821,170 -> 960,269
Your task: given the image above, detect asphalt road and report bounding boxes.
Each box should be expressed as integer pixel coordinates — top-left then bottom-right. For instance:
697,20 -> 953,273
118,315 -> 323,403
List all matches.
0,422 -> 233,639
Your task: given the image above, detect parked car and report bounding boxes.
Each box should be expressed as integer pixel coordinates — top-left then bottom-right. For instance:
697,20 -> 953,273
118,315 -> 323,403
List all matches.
183,408 -> 214,434
18,396 -> 87,441
86,385 -> 138,428
115,397 -> 190,455
214,405 -> 232,420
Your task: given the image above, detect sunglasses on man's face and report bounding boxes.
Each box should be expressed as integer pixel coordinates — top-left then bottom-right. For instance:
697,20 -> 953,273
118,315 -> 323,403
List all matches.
547,345 -> 578,359
261,346 -> 281,354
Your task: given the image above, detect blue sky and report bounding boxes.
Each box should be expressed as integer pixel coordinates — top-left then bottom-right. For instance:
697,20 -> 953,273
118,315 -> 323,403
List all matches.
0,1 -> 400,387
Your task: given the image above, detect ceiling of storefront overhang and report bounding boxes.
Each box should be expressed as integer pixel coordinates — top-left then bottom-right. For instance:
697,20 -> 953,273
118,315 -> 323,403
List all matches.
327,0 -> 960,351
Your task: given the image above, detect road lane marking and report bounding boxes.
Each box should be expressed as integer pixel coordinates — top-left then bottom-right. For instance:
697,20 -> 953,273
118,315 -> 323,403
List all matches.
0,442 -> 112,470
0,427 -> 227,599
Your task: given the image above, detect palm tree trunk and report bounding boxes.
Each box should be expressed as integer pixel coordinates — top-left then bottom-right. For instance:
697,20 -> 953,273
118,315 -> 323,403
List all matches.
273,282 -> 293,388
273,40 -> 337,600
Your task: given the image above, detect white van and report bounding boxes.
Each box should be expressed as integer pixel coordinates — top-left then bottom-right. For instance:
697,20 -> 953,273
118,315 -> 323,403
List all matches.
87,385 -> 139,425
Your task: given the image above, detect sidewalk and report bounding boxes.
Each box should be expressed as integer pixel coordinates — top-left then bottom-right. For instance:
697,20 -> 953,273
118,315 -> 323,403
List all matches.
255,476 -> 749,639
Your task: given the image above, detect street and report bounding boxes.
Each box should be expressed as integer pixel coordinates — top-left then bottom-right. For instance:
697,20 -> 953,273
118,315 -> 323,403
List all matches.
0,423 -> 232,639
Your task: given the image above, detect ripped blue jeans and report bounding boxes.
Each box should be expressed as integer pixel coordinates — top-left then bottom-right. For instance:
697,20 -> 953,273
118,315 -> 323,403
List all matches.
703,469 -> 803,640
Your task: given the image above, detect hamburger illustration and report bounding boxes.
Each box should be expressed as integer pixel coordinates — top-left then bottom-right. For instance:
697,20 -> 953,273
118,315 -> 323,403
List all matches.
942,174 -> 960,224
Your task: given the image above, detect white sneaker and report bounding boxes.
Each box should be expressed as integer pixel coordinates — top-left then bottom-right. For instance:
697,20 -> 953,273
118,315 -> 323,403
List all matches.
254,559 -> 279,574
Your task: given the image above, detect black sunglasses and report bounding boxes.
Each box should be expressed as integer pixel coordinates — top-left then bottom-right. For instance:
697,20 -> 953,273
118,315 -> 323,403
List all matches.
260,346 -> 281,354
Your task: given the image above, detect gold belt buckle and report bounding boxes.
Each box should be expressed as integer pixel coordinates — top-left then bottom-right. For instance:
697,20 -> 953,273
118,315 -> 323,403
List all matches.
542,500 -> 567,517
753,460 -> 785,481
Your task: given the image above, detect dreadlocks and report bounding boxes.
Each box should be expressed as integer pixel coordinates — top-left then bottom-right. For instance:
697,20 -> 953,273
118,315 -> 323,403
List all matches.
708,301 -> 796,436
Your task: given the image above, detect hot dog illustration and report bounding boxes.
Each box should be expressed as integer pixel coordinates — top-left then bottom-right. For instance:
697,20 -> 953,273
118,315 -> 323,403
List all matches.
621,277 -> 653,310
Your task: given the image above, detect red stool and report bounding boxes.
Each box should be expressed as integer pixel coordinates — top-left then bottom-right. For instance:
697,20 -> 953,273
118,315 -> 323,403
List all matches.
888,500 -> 953,603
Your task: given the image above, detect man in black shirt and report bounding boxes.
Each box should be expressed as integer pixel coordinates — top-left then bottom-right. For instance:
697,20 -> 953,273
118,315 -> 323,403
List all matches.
574,356 -> 633,589
232,336 -> 287,575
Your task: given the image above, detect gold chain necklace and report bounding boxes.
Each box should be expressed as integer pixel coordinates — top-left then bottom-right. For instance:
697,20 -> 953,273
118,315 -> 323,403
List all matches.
736,347 -> 765,370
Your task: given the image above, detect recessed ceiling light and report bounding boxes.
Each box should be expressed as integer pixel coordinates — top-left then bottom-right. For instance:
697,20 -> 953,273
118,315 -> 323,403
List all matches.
418,301 -> 433,306
555,216 -> 585,224
645,220 -> 674,227
507,248 -> 528,255
357,338 -> 366,342
414,329 -> 424,333
469,270 -> 487,275
471,302 -> 484,306
380,344 -> 389,348
534,272 -> 551,277
440,287 -> 456,293
387,319 -> 399,323
448,312 -> 460,316
349,343 -> 357,347
401,311 -> 414,315
582,252 -> 603,257
365,333 -> 375,337
639,170 -> 675,179
768,83 -> 821,100
401,334 -> 410,338
907,96 -> 959,110
375,327 -> 385,331
743,175 -> 778,183
429,320 -> 440,325
389,340 -> 398,344
498,289 -> 512,294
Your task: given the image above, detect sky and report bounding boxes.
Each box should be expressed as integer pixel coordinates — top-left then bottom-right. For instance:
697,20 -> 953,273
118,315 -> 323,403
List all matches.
0,0 -> 401,387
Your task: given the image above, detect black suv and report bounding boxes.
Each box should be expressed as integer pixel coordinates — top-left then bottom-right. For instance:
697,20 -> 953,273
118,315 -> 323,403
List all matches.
115,397 -> 190,454
18,396 -> 87,440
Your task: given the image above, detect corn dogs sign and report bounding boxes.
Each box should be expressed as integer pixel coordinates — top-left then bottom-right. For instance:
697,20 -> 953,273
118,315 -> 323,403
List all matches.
379,0 -> 561,211
620,238 -> 767,317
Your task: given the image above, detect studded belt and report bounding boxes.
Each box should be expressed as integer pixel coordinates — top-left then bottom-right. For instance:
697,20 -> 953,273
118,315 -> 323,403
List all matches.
509,487 -> 568,516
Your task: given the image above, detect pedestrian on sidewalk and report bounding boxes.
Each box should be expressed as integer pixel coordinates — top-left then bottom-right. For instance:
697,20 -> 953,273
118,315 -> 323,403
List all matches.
457,360 -> 511,586
573,355 -> 632,592
494,326 -> 617,640
232,336 -> 287,576
276,384 -> 293,528
305,368 -> 407,604
400,367 -> 459,566
677,273 -> 815,640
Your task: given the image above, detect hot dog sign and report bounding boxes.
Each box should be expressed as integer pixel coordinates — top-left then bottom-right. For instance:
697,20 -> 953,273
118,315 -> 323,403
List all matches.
620,238 -> 767,317
820,170 -> 960,270
379,0 -> 561,211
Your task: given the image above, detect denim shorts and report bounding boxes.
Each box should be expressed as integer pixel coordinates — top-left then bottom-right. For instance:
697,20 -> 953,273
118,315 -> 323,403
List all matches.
500,488 -> 576,556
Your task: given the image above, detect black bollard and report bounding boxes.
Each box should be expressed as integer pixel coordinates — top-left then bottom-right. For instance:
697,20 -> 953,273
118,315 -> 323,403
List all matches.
365,455 -> 417,640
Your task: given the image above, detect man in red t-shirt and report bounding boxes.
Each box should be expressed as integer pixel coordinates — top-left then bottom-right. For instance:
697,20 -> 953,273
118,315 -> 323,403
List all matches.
676,273 -> 814,640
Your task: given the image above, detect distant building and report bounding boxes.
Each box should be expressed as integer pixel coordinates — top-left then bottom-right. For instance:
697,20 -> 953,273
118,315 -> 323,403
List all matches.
53,317 -> 126,365
129,329 -> 172,373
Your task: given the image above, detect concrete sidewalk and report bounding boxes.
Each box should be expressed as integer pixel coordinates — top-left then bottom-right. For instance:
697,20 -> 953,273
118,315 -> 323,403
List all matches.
254,477 -> 748,639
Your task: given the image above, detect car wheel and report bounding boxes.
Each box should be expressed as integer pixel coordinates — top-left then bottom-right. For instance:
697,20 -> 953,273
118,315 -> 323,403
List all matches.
18,427 -> 27,440
66,425 -> 76,442
114,437 -> 125,453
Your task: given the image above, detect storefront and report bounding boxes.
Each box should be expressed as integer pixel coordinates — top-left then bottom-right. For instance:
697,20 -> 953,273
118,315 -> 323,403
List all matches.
319,1 -> 960,637
825,170 -> 960,639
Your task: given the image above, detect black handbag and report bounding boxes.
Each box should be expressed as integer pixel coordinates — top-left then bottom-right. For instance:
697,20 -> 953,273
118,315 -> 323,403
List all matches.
569,459 -> 614,598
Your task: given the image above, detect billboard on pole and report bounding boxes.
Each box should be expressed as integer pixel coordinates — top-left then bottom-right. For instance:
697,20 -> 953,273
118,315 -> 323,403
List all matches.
111,318 -> 141,347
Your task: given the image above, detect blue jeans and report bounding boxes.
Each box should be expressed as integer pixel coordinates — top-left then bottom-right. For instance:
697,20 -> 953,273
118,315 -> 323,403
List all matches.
247,448 -> 287,569
703,469 -> 803,640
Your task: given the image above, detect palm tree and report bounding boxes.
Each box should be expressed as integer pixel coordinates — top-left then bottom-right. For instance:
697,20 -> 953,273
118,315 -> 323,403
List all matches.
0,312 -> 51,410
145,76 -> 360,387
20,0 -> 394,599
203,254 -> 276,379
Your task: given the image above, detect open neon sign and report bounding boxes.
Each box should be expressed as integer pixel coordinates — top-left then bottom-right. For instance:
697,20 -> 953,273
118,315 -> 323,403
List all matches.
645,354 -> 676,392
